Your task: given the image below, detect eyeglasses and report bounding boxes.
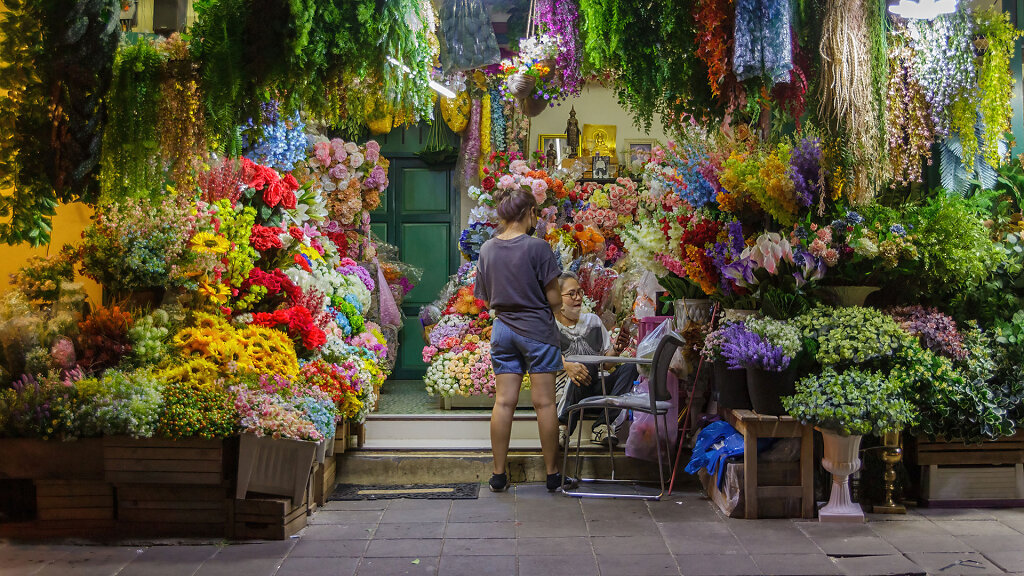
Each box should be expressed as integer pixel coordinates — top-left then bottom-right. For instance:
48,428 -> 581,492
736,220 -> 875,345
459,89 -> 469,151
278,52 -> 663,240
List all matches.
562,289 -> 584,299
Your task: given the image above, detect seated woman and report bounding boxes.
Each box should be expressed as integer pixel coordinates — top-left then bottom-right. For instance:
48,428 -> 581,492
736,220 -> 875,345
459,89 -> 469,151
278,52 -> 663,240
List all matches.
554,272 -> 637,447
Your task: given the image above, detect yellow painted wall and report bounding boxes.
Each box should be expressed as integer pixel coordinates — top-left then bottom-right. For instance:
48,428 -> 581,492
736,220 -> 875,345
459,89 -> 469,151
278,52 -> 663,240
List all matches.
132,0 -> 197,34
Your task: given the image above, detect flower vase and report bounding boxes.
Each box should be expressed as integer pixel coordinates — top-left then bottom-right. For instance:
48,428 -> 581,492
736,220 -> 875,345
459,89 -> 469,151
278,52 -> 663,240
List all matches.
315,437 -> 327,464
507,74 -> 537,99
745,366 -> 797,416
713,360 -> 751,410
818,428 -> 865,523
823,286 -> 879,308
236,433 -> 317,503
723,308 -> 758,323
674,299 -> 713,331
537,58 -> 557,80
324,426 -> 337,458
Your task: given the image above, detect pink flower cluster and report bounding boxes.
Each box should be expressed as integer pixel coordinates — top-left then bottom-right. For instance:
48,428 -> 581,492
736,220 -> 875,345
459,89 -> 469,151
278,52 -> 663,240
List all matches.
574,206 -> 620,235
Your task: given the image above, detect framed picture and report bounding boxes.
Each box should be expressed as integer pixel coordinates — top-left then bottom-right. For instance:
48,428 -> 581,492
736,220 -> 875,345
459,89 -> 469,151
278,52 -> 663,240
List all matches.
624,138 -> 656,164
537,134 -> 574,169
582,124 -> 617,158
592,155 -> 611,179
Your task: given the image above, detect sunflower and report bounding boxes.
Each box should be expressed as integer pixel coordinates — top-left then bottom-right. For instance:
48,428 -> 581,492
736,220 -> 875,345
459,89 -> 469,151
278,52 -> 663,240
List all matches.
191,232 -> 231,254
199,281 -> 231,305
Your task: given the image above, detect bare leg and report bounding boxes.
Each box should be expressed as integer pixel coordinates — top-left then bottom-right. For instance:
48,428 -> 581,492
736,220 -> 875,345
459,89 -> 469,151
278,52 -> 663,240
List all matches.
491,373 -> 523,475
529,372 -> 560,475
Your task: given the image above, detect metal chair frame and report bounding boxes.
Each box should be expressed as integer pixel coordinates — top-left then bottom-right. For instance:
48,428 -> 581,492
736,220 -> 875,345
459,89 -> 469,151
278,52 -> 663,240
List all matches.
559,331 -> 686,500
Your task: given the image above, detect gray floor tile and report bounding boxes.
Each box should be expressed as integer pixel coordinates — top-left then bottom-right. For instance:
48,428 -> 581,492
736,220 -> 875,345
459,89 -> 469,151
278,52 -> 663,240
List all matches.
831,554 -> 925,576
441,538 -> 515,556
356,557 -> 439,576
309,510 -> 385,525
437,555 -> 515,576
914,508 -> 996,520
751,553 -> 841,576
934,520 -> 1024,537
871,519 -> 949,538
300,524 -> 378,540
674,553 -> 759,576
32,548 -> 141,576
810,535 -> 899,556
597,554 -> 680,576
443,522 -> 515,539
727,520 -> 821,554
379,507 -> 450,524
385,499 -> 453,512
320,500 -> 389,511
363,538 -> 443,558
648,498 -> 722,523
289,539 -> 368,558
448,502 -> 514,523
276,556 -> 360,576
586,517 -> 661,537
795,522 -> 878,540
213,541 -> 297,560
517,553 -> 597,574
194,557 -> 284,576
983,549 -> 1024,573
961,533 -> 1024,556
0,557 -> 52,576
516,503 -> 583,523
989,509 -> 1024,533
904,552 -> 1005,575
660,521 -> 745,555
372,522 -> 446,539
118,546 -> 219,576
515,520 -> 588,537
591,535 -> 671,556
884,535 -> 975,554
516,536 -> 592,556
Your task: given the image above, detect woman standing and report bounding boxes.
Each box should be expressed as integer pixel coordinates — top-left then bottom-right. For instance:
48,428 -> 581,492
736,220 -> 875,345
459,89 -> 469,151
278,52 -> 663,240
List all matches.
474,186 -> 564,493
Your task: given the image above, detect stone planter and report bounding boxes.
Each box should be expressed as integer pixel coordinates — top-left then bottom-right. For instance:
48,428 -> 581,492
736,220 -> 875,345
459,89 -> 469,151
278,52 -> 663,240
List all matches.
236,433 -> 317,503
745,366 -> 797,416
822,286 -> 879,308
674,298 -> 714,330
818,428 -> 865,522
723,308 -> 758,323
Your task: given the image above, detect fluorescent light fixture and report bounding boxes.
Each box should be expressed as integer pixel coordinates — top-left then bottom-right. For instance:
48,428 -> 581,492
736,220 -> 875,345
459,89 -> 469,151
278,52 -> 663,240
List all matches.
386,56 -> 457,98
888,0 -> 957,20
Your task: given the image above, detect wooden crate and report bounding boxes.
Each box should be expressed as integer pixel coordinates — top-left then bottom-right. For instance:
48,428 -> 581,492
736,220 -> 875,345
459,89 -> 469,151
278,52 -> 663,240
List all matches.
0,439 -> 105,480
115,483 -> 228,536
911,432 -> 1024,466
334,421 -> 348,455
313,456 -> 338,507
921,464 -> 1024,507
104,437 -> 227,485
34,479 -> 114,522
231,494 -> 308,540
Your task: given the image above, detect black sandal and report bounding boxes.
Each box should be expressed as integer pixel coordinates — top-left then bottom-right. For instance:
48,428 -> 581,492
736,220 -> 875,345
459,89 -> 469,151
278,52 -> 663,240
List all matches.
489,473 -> 509,493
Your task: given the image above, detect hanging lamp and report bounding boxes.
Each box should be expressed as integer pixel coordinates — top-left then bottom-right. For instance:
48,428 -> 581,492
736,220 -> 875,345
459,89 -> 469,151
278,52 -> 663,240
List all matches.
888,0 -> 957,20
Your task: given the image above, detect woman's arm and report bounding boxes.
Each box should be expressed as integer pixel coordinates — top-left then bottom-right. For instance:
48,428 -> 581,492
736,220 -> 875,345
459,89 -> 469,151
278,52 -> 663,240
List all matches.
545,277 -> 561,313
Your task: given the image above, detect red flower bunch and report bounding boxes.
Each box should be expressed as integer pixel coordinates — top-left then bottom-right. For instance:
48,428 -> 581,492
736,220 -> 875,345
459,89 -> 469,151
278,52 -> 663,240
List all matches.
299,360 -> 358,407
241,158 -> 299,210
77,306 -> 133,373
481,176 -> 496,191
770,35 -> 809,128
250,224 -> 284,251
253,305 -> 327,350
242,268 -> 302,302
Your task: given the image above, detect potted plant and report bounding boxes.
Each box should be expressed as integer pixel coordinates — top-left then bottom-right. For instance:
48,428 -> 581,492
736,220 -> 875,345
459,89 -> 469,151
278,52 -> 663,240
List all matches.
782,368 -> 916,522
719,317 -> 801,415
701,321 -> 751,410
790,306 -> 909,369
720,232 -> 824,319
659,275 -> 714,329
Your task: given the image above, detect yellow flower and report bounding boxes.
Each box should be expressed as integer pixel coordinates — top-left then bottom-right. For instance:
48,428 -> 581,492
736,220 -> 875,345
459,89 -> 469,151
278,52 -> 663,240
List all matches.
192,232 -> 231,254
299,244 -> 323,261
199,282 -> 231,305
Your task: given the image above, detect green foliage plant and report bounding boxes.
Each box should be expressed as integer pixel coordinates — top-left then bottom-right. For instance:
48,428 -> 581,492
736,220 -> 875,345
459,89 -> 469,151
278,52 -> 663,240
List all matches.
791,305 -> 910,367
974,8 -> 1021,171
75,368 -> 165,438
782,367 -> 916,436
0,0 -> 121,245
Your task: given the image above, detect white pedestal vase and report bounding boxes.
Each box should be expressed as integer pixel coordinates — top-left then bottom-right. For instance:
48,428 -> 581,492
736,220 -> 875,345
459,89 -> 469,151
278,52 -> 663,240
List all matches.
818,428 -> 865,522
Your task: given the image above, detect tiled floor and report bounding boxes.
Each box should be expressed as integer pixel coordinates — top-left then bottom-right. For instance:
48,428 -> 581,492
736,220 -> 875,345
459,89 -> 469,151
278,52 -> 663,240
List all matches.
3,487 -> 1024,575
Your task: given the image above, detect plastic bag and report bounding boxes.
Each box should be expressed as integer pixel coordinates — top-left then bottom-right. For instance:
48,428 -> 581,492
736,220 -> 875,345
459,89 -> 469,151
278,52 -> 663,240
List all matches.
624,374 -> 679,462
438,0 -> 501,73
633,270 -> 664,319
636,318 -> 671,361
376,260 -> 401,327
578,260 -> 619,316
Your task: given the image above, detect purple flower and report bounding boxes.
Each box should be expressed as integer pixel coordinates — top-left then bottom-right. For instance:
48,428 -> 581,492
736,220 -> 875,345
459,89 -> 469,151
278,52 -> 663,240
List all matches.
719,322 -> 792,372
890,224 -> 907,237
788,138 -> 822,208
721,257 -> 757,288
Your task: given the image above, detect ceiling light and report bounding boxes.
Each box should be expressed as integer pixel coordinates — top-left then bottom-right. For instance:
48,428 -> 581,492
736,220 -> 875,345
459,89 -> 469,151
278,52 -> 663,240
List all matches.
888,0 -> 957,20
386,56 -> 456,99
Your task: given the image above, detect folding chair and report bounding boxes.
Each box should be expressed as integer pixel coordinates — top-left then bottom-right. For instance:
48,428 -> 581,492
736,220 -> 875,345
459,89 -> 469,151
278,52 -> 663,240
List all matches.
560,331 -> 685,500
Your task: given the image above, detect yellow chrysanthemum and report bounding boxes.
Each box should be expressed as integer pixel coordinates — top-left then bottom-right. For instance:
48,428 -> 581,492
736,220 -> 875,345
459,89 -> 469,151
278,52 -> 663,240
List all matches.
191,232 -> 231,254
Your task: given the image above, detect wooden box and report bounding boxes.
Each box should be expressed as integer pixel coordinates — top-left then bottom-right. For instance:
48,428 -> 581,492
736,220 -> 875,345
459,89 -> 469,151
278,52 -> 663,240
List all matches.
115,483 -> 228,536
104,437 -> 227,485
911,432 -> 1024,466
0,439 -> 105,480
313,456 -> 338,507
231,494 -> 308,540
921,464 -> 1024,507
34,479 -> 114,522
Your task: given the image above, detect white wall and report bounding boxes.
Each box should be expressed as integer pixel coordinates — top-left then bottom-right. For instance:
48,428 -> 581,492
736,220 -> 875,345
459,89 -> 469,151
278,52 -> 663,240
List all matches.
528,83 -> 672,162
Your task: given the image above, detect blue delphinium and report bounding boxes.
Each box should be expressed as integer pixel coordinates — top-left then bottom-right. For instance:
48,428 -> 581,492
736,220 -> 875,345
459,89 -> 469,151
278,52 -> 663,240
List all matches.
243,111 -> 308,172
459,222 -> 495,262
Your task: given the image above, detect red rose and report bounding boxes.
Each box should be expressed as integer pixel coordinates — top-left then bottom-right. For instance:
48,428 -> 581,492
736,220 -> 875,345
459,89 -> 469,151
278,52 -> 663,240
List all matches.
288,226 -> 304,240
263,180 -> 283,208
482,176 -> 495,191
281,188 -> 297,210
574,223 -> 584,232
282,174 -> 299,192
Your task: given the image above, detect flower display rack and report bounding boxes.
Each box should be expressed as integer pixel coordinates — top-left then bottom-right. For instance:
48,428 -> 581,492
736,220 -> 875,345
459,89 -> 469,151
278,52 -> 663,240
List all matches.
313,455 -> 339,507
116,483 -> 229,537
103,437 -> 232,485
34,479 -> 115,524
909,432 -> 1024,507
230,492 -> 310,540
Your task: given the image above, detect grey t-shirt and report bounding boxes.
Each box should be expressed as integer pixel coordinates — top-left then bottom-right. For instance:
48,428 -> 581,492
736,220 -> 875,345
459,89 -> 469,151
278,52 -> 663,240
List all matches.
474,234 -> 561,347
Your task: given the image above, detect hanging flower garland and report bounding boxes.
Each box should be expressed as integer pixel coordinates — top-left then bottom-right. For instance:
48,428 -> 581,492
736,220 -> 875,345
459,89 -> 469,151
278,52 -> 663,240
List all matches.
479,91 -> 492,181
886,39 -> 934,185
908,10 -> 976,138
462,98 -> 482,185
975,8 -> 1022,170
536,0 -> 583,98
770,35 -> 809,128
489,86 -> 507,153
693,0 -> 734,102
732,0 -> 793,85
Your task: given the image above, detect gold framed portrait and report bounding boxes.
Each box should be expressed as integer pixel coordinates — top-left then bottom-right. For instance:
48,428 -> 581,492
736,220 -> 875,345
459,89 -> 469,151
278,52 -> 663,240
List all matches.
582,124 -> 616,159
538,134 -> 576,168
624,138 -> 657,164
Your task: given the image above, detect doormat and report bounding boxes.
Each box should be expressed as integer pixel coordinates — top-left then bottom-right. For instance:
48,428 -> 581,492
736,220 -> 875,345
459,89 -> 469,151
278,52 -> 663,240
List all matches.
329,483 -> 480,501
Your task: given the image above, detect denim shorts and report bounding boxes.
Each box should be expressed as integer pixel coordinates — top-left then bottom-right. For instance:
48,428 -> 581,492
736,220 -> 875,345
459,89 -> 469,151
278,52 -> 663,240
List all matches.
490,319 -> 563,375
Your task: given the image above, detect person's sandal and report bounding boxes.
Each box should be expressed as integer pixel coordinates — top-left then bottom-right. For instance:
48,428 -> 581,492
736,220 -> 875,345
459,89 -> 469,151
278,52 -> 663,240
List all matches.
547,473 -> 575,492
489,473 -> 509,493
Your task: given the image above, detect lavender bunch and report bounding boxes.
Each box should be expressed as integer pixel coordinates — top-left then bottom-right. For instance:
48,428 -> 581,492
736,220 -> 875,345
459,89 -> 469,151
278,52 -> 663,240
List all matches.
719,322 -> 793,372
788,138 -> 822,208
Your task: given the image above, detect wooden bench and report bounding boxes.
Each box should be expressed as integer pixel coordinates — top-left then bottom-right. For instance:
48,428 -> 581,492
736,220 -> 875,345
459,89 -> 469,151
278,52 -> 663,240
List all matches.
724,409 -> 815,519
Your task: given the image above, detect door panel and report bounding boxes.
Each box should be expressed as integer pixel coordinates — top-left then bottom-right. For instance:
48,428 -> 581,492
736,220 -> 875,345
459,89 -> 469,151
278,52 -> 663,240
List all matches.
400,222 -> 452,305
401,169 -> 450,213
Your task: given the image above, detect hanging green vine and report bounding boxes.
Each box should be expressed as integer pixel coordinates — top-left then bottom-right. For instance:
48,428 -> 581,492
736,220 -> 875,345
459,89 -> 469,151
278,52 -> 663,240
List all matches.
0,0 -> 120,246
100,38 -> 166,201
975,8 -> 1022,170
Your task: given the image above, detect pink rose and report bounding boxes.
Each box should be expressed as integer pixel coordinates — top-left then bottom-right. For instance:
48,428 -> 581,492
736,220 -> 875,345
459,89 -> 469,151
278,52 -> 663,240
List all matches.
329,163 -> 349,181
314,141 -> 332,165
365,147 -> 379,164
509,159 -> 529,175
497,175 -> 516,190
365,140 -> 381,153
530,178 -> 547,197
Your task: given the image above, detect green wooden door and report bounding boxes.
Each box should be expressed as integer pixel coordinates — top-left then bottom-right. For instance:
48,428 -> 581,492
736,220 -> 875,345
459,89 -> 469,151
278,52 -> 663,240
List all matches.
371,157 -> 460,380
